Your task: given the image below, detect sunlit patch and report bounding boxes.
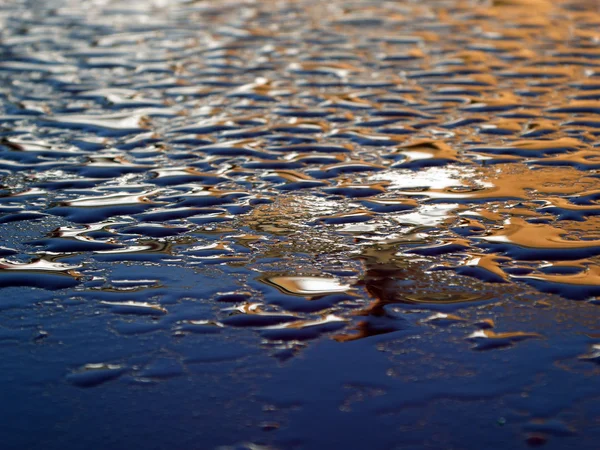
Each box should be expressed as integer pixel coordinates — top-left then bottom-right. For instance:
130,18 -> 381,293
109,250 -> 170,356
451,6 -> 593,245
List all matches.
260,275 -> 351,297
369,166 -> 470,190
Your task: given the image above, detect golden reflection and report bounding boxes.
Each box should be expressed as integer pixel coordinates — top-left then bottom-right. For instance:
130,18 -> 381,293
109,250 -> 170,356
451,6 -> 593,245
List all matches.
260,275 -> 351,297
19,0 -> 600,349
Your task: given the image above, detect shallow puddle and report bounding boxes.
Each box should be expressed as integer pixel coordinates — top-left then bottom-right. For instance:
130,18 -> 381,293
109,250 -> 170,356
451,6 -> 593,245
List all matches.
1,0 -> 600,449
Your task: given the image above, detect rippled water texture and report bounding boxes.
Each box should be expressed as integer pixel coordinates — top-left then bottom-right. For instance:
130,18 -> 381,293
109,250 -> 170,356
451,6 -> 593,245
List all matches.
1,0 -> 600,448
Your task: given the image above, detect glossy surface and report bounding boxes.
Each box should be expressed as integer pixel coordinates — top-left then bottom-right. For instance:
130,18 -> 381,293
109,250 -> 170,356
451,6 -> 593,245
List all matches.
1,0 -> 600,449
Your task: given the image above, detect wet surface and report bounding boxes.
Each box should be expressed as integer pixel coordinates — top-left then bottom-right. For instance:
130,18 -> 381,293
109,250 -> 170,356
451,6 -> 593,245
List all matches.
1,0 -> 600,448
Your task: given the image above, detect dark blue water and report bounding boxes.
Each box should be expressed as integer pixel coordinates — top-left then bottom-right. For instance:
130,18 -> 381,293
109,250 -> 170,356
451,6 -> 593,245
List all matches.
1,0 -> 600,448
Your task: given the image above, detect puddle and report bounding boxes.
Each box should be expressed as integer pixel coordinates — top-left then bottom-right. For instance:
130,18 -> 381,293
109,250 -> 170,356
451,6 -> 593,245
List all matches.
1,0 -> 600,449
